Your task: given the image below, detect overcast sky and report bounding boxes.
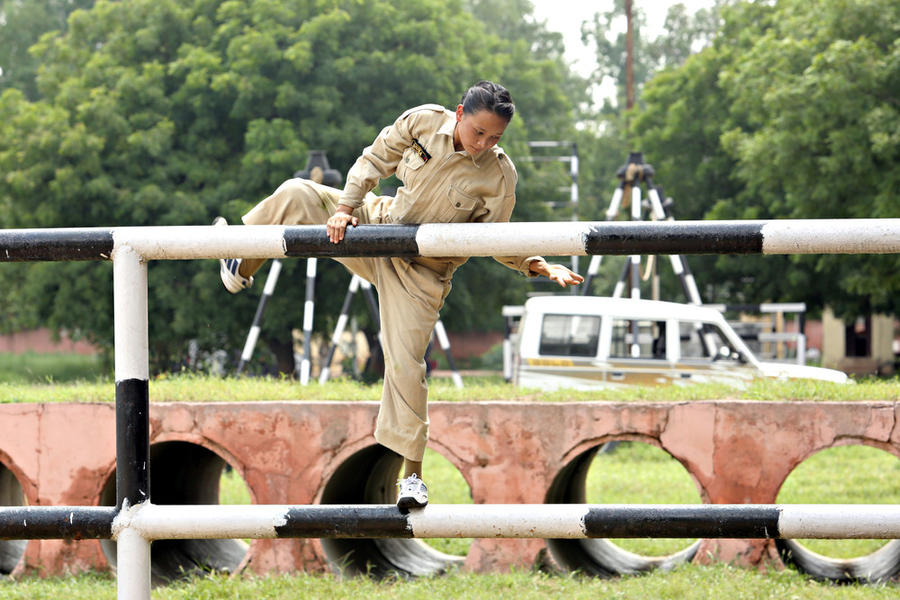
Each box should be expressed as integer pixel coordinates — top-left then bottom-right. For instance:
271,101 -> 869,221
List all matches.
530,0 -> 717,78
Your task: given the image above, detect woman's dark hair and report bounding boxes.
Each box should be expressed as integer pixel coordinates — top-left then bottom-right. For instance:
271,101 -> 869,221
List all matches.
459,80 -> 515,122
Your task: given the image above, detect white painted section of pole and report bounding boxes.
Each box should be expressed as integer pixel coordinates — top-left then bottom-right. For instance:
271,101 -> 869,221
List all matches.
331,314 -> 349,345
408,504 -> 589,538
302,300 -> 314,331
129,504 -> 285,540
241,326 -> 260,361
263,259 -> 282,294
761,219 -> 900,254
606,189 -> 623,220
116,225 -> 288,259
112,245 -> 148,381
433,321 -> 463,389
779,505 -> 900,539
116,526 -> 151,600
669,254 -> 685,275
434,320 -> 451,350
630,256 -> 640,300
684,273 -> 702,305
631,186 -> 641,220
300,258 -> 317,386
648,188 -> 666,219
415,222 -> 589,257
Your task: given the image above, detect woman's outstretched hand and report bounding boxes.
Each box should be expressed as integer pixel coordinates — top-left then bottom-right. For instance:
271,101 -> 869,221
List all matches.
326,205 -> 359,243
528,260 -> 585,287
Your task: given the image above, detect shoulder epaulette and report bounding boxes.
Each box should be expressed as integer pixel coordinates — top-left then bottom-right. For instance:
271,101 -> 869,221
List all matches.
494,147 -> 518,194
398,103 -> 447,119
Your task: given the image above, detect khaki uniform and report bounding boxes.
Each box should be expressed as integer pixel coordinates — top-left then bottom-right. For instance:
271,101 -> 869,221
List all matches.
242,104 -> 540,462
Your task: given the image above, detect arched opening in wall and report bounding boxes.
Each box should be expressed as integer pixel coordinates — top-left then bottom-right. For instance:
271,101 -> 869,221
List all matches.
545,441 -> 701,576
99,441 -> 252,584
776,443 -> 900,583
319,445 -> 469,578
0,463 -> 27,577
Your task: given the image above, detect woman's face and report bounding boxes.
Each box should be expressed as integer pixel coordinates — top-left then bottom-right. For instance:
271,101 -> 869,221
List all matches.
453,105 -> 509,156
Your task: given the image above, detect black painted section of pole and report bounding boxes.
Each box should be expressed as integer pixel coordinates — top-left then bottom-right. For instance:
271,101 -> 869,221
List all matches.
0,229 -> 114,262
582,506 -> 781,539
284,225 -> 420,257
275,506 -> 412,538
116,379 -> 150,509
0,507 -> 115,539
362,285 -> 381,331
584,223 -> 765,255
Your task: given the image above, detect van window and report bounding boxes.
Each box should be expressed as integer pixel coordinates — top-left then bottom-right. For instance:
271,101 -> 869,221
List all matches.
610,319 -> 665,358
539,315 -> 601,357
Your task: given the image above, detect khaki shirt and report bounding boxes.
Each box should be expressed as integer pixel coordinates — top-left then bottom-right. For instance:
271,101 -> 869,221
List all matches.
340,104 -> 541,277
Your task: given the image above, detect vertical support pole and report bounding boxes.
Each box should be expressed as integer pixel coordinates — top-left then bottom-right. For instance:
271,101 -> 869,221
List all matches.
433,320 -> 463,389
300,258 -> 316,385
117,528 -> 151,600
319,275 -> 361,384
113,244 -> 151,600
569,143 -> 579,286
629,183 -> 642,357
236,259 -> 282,375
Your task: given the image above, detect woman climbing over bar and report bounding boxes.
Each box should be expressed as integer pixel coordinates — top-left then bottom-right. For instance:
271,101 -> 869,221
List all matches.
215,80 -> 583,508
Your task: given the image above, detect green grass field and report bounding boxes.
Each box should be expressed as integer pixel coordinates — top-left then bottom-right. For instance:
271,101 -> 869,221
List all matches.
1,564 -> 897,600
0,351 -> 105,384
1,368 -> 899,404
2,368 -> 900,596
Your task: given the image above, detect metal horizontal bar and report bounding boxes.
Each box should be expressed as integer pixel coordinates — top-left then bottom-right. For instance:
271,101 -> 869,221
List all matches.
0,506 -> 116,539
0,219 -> 897,263
103,504 -> 900,541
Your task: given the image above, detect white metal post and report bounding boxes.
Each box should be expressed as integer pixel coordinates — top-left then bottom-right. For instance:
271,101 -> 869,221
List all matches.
112,244 -> 151,600
116,527 -> 151,600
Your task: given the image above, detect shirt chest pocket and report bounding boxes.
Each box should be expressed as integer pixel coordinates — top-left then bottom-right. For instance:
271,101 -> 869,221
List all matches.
444,185 -> 481,223
396,146 -> 426,184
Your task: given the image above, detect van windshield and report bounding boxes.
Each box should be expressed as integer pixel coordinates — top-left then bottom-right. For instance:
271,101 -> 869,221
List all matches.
538,314 -> 601,357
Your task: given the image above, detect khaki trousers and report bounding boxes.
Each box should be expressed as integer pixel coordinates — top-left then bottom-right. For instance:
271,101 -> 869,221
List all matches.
242,178 -> 451,462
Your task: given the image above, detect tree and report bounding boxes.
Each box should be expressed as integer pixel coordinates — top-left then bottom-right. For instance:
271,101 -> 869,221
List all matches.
631,0 -> 900,317
582,0 -> 727,114
0,0 -> 95,100
0,0 -> 579,372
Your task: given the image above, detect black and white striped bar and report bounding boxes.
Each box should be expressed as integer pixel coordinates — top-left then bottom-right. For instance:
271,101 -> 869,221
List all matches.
2,220 -> 899,262
105,504 -> 900,541
6,504 -> 900,541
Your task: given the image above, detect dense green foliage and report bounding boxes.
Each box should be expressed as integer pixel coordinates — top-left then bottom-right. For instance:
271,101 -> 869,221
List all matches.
0,0 -> 582,372
1,0 -> 897,372
631,0 -> 900,316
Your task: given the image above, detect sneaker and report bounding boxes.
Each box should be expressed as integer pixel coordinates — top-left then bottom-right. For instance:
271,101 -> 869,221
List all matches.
213,217 -> 253,293
396,473 -> 428,509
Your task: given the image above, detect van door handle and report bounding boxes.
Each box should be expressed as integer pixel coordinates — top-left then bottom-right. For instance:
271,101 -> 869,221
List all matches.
610,372 -> 625,380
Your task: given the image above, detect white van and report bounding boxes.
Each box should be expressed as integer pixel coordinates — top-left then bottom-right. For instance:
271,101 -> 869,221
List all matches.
510,296 -> 849,391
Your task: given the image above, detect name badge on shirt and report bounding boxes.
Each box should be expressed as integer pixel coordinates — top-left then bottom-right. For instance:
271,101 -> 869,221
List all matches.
411,138 -> 431,163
